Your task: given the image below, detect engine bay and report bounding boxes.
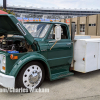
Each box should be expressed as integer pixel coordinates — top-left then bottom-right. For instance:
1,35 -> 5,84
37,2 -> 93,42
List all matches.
0,35 -> 33,53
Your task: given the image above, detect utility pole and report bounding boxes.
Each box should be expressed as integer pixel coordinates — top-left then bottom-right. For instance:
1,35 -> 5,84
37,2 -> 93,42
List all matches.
3,0 -> 6,9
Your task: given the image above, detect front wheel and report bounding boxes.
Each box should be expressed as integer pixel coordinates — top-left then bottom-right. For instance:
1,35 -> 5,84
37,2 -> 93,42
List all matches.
15,61 -> 45,89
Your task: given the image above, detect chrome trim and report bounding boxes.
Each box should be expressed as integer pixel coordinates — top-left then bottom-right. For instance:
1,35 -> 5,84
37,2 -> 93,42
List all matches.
49,40 -> 57,43
41,50 -> 47,51
0,73 -> 15,88
16,23 -> 26,35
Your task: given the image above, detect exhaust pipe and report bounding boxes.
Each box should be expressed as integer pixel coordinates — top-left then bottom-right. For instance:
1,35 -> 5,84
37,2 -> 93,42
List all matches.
71,22 -> 75,41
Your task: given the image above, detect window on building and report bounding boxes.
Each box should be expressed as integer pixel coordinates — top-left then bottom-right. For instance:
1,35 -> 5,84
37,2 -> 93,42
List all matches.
89,24 -> 91,26
80,24 -> 85,32
89,24 -> 96,26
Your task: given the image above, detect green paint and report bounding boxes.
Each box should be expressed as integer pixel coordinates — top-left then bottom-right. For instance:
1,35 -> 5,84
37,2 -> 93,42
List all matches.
0,14 -> 73,81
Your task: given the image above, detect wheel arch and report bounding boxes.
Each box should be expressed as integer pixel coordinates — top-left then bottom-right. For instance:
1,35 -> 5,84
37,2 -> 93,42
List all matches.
9,54 -> 51,80
16,60 -> 50,80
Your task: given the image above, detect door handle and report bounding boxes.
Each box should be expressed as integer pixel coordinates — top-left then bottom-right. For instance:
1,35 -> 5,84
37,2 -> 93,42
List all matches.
66,43 -> 71,45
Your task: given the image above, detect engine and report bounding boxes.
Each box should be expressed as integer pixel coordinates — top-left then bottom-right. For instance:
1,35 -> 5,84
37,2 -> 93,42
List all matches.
0,36 -> 31,53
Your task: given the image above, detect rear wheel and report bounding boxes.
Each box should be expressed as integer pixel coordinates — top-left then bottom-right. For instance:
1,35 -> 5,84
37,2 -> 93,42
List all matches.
15,61 -> 45,89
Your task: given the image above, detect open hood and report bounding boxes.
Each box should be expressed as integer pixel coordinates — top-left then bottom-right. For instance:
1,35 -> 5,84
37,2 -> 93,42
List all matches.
0,14 -> 34,45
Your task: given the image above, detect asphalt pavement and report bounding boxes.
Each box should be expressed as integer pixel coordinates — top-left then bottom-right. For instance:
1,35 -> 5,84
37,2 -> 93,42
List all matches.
0,70 -> 100,100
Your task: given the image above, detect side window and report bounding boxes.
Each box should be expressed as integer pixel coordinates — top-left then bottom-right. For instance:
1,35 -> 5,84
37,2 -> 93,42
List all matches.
61,25 -> 68,39
48,27 -> 55,39
48,25 -> 68,39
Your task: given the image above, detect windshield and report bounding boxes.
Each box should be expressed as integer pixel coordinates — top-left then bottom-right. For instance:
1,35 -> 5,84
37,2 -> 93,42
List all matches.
23,23 -> 51,38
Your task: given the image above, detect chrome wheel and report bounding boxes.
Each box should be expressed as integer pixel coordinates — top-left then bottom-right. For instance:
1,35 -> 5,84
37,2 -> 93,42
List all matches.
23,65 -> 42,89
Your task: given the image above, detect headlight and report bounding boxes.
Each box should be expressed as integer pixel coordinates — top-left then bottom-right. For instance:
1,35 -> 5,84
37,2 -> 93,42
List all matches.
1,55 -> 6,73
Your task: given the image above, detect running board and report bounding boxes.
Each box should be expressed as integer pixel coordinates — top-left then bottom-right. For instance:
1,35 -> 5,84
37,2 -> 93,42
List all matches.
51,71 -> 74,81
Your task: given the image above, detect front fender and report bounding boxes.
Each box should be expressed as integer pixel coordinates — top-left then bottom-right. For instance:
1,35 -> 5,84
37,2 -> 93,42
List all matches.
9,52 -> 51,79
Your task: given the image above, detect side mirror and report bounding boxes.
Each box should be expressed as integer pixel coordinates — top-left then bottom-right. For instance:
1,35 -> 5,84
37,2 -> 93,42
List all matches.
71,22 -> 75,41
55,25 -> 61,41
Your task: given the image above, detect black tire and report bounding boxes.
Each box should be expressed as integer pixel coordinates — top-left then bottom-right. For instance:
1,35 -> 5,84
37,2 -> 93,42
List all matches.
15,61 -> 45,90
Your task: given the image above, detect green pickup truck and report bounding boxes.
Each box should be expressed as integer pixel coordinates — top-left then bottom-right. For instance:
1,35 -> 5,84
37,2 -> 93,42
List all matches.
0,14 -> 74,89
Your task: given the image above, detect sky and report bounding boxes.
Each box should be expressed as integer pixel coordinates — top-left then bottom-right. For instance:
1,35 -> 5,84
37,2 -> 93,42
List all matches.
0,0 -> 100,9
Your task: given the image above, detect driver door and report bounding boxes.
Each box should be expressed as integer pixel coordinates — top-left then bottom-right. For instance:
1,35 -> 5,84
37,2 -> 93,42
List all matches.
47,24 -> 73,67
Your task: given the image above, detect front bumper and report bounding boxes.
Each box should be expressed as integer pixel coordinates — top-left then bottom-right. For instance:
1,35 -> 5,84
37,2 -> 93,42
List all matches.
0,73 -> 15,88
